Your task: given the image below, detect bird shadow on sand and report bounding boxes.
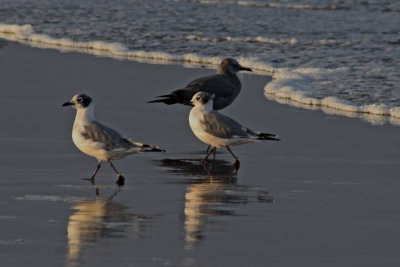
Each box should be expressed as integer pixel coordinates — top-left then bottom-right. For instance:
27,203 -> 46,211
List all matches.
155,156 -> 240,181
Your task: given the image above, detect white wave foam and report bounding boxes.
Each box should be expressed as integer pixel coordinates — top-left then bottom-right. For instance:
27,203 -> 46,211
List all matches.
265,67 -> 400,125
185,34 -> 349,47
168,0 -> 344,10
0,24 -> 209,66
0,24 -> 274,74
1,23 -> 399,125
186,34 -> 298,45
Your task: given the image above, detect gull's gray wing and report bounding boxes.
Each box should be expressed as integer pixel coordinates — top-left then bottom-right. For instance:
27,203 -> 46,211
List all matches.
82,121 -> 135,150
202,111 -> 248,139
149,74 -> 241,110
185,74 -> 239,94
175,75 -> 241,110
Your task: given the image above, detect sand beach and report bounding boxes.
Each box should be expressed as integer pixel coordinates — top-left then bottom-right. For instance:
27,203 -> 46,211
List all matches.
1,40 -> 400,266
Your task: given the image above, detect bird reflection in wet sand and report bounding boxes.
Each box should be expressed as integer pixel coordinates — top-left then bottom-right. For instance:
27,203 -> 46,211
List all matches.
155,158 -> 273,249
66,191 -> 153,265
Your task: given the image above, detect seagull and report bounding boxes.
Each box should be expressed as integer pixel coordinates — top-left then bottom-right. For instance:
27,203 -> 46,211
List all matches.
148,58 -> 252,110
188,92 -> 279,168
62,93 -> 165,185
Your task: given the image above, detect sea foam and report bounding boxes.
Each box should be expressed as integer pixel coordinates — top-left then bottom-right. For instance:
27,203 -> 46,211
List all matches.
1,23 -> 399,125
265,67 -> 400,125
185,34 -> 298,45
0,24 -> 274,72
168,0 -> 347,10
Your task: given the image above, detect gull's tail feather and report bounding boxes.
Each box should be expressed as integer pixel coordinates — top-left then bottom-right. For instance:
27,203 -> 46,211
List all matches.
147,94 -> 182,105
148,88 -> 194,106
258,132 -> 280,141
143,146 -> 166,153
129,139 -> 166,152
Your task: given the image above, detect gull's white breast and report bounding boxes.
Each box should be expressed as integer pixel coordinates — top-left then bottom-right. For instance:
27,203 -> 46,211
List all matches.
72,123 -> 109,161
189,108 -> 233,148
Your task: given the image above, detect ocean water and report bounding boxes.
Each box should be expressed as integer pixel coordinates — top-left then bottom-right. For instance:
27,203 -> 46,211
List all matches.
0,0 -> 399,124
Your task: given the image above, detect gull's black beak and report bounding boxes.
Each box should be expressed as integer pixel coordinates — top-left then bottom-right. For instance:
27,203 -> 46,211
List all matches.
184,100 -> 194,107
240,66 -> 252,72
62,101 -> 73,107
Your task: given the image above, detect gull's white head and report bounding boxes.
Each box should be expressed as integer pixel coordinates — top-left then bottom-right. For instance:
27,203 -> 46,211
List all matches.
62,94 -> 93,110
190,92 -> 214,110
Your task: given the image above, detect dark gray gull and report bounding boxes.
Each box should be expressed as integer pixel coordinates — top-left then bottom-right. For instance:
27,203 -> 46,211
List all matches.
188,92 -> 279,170
62,93 -> 165,185
148,58 -> 252,110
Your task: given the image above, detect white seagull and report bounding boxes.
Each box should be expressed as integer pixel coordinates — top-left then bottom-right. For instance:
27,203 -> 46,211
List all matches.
188,92 -> 279,167
148,58 -> 252,110
62,93 -> 165,185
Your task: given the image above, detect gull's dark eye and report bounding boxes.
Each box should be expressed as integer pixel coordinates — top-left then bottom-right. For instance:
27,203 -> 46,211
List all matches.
77,97 -> 83,103
196,96 -> 201,101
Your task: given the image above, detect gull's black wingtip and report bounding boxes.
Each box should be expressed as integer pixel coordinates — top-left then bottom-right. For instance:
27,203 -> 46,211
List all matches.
147,94 -> 171,103
259,133 -> 280,141
147,99 -> 165,104
147,95 -> 180,105
150,148 -> 167,153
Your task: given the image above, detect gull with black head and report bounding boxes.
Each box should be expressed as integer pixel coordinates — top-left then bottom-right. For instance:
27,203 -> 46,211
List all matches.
62,93 -> 165,185
148,58 -> 252,110
188,91 -> 279,169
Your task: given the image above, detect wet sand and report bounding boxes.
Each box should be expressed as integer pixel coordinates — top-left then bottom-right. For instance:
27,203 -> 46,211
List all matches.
1,40 -> 400,266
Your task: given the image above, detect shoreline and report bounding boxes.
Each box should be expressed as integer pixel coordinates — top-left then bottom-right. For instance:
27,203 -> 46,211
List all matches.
1,24 -> 399,125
